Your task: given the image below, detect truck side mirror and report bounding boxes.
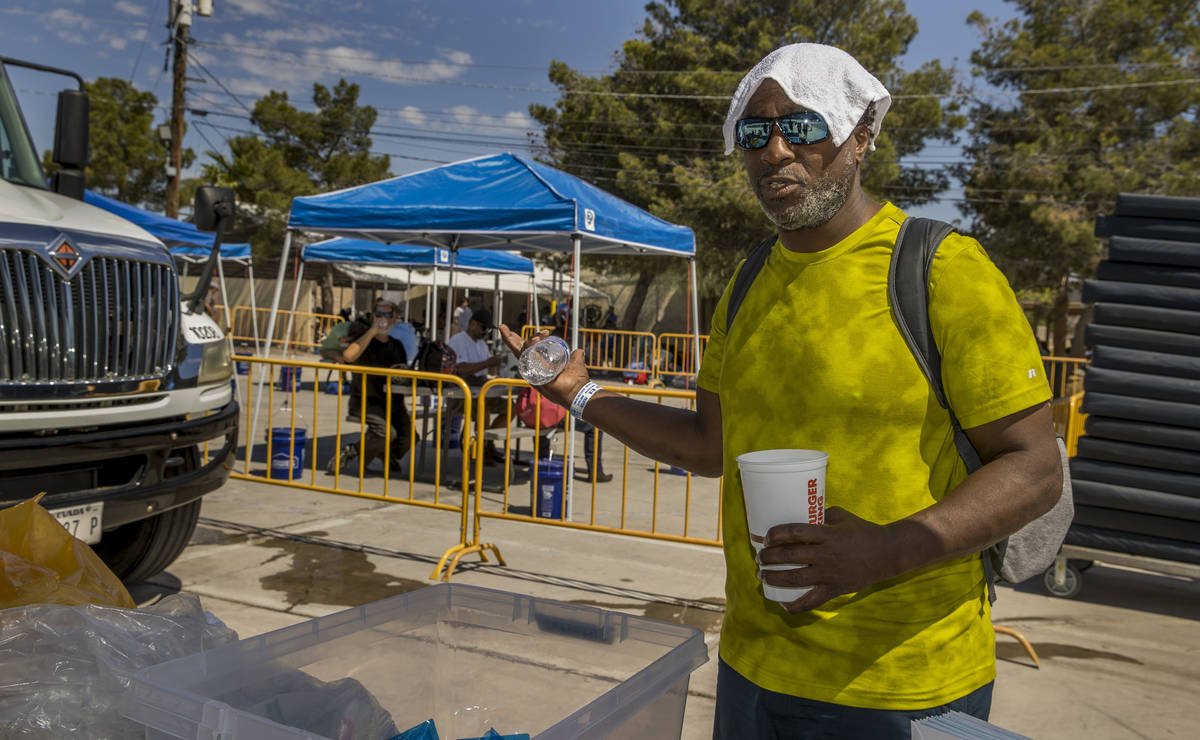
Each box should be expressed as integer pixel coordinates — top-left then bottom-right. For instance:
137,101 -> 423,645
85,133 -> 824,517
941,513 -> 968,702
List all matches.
193,186 -> 237,233
51,89 -> 88,200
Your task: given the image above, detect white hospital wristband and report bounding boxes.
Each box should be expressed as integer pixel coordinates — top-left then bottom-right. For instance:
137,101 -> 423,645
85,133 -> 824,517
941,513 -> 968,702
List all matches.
570,381 -> 602,420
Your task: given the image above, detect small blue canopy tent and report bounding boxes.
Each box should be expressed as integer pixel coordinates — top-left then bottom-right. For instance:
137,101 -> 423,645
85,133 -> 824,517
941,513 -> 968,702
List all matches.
302,237 -> 538,327
84,189 -> 251,261
84,189 -> 258,347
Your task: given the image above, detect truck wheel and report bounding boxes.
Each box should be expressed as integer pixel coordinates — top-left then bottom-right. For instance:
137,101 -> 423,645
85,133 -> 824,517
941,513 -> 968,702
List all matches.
94,499 -> 202,584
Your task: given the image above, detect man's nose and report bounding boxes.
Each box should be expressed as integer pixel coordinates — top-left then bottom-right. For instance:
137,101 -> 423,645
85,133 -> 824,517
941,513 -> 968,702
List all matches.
761,124 -> 795,165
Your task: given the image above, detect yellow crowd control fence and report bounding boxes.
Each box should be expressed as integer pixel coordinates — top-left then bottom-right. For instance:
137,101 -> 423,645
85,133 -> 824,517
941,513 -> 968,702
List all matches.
1042,356 -> 1088,399
430,377 -> 725,580
226,307 -> 343,351
229,355 -> 496,575
520,325 -> 659,380
656,332 -> 708,385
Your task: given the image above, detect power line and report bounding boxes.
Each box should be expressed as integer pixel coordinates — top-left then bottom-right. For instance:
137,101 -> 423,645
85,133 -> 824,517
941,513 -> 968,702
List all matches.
178,41 -> 1200,101
194,37 -> 1197,76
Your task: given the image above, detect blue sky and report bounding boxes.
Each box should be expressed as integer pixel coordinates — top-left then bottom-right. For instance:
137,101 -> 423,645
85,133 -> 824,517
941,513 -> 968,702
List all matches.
2,0 -> 1018,222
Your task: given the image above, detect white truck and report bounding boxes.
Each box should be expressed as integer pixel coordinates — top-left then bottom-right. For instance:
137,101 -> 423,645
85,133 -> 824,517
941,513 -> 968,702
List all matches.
0,56 -> 238,583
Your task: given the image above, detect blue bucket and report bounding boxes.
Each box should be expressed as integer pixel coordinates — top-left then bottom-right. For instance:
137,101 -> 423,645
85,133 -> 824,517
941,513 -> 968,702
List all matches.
530,459 -> 565,519
269,427 -> 307,479
235,361 -> 249,375
279,366 -> 301,391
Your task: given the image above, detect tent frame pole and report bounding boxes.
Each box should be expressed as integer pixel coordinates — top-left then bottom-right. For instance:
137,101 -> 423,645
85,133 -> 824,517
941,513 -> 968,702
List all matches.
247,263 -> 261,355
251,229 -> 295,452
565,233 -> 583,520
443,237 -> 459,344
689,258 -> 701,381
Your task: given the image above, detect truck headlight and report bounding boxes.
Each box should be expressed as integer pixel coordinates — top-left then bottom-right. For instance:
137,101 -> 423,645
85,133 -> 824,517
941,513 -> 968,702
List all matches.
198,339 -> 233,384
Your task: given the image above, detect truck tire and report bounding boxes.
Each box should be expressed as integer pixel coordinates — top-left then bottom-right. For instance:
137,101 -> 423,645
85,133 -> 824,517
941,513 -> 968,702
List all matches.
1113,193 -> 1200,221
1085,415 -> 1200,452
1065,523 -> 1200,566
1108,237 -> 1200,269
1076,436 -> 1200,475
1081,280 -> 1200,311
1082,367 -> 1200,405
94,498 -> 201,584
1094,214 -> 1200,243
1092,303 -> 1200,336
1095,262 -> 1200,290
1090,345 -> 1200,380
1070,458 -> 1200,498
1081,392 -> 1200,429
1073,479 -> 1200,520
1073,504 -> 1200,544
1084,324 -> 1200,355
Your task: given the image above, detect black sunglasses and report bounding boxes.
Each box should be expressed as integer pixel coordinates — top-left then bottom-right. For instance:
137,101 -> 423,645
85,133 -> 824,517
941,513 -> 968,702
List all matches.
735,111 -> 830,150
374,310 -> 394,318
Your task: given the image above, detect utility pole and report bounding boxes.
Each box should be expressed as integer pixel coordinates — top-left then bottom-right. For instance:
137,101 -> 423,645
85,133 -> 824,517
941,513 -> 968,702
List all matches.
165,1 -> 212,218
165,1 -> 191,218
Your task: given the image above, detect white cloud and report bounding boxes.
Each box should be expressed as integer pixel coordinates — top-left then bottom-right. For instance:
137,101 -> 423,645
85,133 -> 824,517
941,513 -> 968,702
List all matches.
133,28 -> 147,41
444,106 -> 536,134
49,8 -> 89,26
250,26 -> 344,45
227,77 -> 277,98
228,0 -> 276,17
114,1 -> 143,16
397,106 -> 426,126
108,36 -> 128,50
298,46 -> 471,85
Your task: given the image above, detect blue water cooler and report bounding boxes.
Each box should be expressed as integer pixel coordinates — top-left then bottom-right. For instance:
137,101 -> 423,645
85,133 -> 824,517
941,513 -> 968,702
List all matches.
530,459 -> 565,519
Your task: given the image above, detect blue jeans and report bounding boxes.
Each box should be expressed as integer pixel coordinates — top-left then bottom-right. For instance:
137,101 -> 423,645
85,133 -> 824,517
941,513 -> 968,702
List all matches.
713,658 -> 993,739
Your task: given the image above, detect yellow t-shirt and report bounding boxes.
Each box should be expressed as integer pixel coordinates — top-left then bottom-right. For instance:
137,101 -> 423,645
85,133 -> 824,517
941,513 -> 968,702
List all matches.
698,202 -> 1051,709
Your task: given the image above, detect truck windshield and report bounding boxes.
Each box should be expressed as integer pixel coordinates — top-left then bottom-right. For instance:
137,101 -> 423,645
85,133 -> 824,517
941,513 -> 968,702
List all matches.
0,64 -> 47,189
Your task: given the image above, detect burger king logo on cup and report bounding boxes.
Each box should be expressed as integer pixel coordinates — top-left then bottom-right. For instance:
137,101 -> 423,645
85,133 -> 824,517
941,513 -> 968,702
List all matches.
807,477 -> 823,525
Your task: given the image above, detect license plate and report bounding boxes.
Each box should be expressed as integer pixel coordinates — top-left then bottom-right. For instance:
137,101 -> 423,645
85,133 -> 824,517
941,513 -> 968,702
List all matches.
49,502 -> 104,544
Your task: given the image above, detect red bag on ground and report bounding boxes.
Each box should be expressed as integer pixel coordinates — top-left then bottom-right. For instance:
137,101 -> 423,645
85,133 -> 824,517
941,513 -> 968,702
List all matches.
515,387 -> 566,429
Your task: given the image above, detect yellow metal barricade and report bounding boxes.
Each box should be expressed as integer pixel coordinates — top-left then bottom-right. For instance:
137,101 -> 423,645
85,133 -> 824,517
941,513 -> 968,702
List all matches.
228,307 -> 343,351
1042,356 -> 1088,399
432,377 -> 724,580
519,325 -> 657,382
655,333 -> 708,385
519,325 -> 554,341
1064,391 -> 1087,457
232,355 -> 487,576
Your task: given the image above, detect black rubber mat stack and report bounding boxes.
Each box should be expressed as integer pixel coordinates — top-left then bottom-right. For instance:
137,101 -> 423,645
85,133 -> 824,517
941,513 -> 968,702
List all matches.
1071,193 -> 1200,564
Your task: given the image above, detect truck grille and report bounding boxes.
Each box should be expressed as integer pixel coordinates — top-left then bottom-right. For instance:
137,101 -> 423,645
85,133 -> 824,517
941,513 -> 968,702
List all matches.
0,250 -> 177,384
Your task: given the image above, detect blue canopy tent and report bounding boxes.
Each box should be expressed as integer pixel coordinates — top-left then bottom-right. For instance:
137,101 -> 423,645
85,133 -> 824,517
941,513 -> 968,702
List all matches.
270,154 -> 699,508
280,152 -> 698,353
301,237 -> 537,328
84,190 -> 258,347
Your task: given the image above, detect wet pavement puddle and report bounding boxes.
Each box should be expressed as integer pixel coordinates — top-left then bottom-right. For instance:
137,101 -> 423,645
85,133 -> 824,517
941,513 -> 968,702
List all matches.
255,536 -> 427,608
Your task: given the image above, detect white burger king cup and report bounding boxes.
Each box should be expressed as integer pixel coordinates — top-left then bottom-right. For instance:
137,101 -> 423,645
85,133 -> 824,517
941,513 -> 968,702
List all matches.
736,449 -> 828,603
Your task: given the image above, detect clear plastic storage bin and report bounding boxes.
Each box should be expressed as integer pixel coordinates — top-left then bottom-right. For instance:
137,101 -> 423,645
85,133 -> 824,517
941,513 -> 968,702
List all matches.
123,583 -> 708,740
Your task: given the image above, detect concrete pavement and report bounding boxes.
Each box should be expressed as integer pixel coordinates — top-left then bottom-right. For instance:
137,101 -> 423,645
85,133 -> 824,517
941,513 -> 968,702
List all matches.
131,473 -> 1199,740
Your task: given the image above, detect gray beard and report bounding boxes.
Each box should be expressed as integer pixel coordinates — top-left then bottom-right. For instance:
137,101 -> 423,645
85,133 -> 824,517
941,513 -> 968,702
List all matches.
754,151 -> 857,232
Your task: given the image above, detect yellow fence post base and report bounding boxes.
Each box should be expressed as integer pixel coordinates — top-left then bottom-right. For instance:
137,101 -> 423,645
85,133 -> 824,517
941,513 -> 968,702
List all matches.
431,542 -> 506,581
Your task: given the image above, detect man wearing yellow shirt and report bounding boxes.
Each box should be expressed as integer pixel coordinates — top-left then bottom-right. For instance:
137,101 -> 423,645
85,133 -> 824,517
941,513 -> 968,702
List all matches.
500,43 -> 1061,738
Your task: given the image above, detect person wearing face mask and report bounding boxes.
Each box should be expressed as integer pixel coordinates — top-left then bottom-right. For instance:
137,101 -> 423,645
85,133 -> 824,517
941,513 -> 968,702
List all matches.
325,298 -> 412,475
499,43 -> 1060,738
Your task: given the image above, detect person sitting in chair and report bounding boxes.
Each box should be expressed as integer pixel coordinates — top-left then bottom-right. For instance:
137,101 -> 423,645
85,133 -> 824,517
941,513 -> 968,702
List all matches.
325,298 -> 412,476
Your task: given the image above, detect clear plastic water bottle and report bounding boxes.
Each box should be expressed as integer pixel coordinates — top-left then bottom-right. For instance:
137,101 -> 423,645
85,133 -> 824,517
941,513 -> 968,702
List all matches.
518,336 -> 570,385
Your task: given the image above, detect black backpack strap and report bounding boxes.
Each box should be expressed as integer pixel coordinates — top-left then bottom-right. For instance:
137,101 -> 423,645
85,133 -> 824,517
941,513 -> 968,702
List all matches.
725,233 -> 778,334
890,217 -> 1000,601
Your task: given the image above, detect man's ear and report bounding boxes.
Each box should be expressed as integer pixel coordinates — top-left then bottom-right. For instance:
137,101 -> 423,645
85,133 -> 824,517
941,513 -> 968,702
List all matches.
852,126 -> 872,164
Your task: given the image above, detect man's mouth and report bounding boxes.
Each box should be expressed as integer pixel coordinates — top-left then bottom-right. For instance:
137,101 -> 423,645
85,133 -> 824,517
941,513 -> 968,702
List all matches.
760,176 -> 804,198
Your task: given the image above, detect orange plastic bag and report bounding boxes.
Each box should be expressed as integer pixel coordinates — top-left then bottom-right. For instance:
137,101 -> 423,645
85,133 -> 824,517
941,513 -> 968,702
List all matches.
0,495 -> 134,609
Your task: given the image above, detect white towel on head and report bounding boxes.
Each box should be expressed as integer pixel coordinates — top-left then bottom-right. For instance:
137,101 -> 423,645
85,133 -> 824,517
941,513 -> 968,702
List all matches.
722,43 -> 891,154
